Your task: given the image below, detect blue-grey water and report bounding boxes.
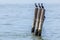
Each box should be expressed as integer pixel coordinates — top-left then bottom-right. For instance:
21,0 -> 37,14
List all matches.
0,4 -> 60,40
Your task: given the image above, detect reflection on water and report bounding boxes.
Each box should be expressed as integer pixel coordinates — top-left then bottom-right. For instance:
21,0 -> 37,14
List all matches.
0,4 -> 60,40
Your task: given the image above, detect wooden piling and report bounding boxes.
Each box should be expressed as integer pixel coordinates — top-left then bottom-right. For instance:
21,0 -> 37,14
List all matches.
35,7 -> 42,35
31,4 -> 38,33
38,8 -> 45,36
31,3 -> 45,36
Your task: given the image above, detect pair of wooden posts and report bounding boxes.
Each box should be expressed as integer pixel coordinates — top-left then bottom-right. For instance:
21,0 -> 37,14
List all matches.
31,3 -> 45,36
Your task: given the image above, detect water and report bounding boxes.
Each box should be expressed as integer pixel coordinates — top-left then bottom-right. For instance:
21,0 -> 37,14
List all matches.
0,4 -> 60,40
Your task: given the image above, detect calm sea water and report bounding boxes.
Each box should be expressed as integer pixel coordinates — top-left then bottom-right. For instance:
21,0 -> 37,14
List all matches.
0,4 -> 60,40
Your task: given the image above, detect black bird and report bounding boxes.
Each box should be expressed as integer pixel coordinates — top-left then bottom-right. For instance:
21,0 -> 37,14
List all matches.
38,3 -> 41,8
41,3 -> 44,8
35,3 -> 38,7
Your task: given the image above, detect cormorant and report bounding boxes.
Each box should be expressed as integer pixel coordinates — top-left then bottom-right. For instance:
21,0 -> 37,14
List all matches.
35,3 -> 38,7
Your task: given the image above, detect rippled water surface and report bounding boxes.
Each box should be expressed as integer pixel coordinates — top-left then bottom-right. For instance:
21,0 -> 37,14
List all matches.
0,4 -> 60,40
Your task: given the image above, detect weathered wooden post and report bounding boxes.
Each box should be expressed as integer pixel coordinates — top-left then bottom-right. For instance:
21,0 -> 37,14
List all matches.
35,3 -> 41,35
31,3 -> 45,36
31,3 -> 38,33
38,3 -> 45,36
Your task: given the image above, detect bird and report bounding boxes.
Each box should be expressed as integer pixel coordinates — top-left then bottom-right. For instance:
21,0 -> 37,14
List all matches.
35,3 -> 38,7
38,3 -> 41,8
41,3 -> 44,8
